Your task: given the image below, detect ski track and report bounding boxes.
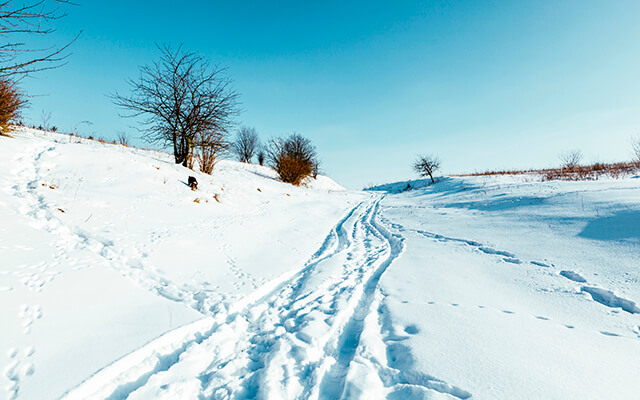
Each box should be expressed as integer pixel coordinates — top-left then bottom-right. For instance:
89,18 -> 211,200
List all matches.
61,195 -> 472,400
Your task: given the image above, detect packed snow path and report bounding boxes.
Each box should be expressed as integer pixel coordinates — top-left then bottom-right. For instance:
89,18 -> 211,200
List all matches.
63,196 -> 468,400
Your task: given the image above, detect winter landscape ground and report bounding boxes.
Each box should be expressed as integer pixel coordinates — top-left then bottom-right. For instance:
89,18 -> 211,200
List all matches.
1,129 -> 639,400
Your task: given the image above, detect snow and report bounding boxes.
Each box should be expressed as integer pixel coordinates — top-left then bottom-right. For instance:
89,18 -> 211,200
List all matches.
374,175 -> 640,399
2,128 -> 639,399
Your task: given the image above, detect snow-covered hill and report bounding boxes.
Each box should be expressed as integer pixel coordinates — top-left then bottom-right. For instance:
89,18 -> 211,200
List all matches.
0,128 -> 364,400
2,129 -> 639,400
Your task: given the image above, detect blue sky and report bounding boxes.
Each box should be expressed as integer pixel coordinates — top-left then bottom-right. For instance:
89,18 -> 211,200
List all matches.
18,1 -> 640,188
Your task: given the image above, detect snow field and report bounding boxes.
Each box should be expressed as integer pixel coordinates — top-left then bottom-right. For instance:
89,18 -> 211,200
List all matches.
375,175 -> 640,399
2,128 -> 639,399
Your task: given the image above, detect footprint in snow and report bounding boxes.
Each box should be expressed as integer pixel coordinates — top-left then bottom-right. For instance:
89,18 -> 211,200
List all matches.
3,345 -> 36,400
404,325 -> 419,335
559,270 -> 587,283
531,261 -> 552,268
19,305 -> 43,334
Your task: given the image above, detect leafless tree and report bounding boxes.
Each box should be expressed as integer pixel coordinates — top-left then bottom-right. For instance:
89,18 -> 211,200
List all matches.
267,133 -> 319,185
232,126 -> 260,163
0,1 -> 79,78
632,136 -> 640,168
112,45 -> 240,168
559,149 -> 583,170
413,154 -> 440,183
0,76 -> 26,134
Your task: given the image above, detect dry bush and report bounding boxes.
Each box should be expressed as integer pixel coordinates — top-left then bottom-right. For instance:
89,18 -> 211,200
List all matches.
194,129 -> 230,174
277,154 -> 313,185
117,131 -> 129,146
0,78 -> 26,135
457,161 -> 635,181
267,133 -> 318,185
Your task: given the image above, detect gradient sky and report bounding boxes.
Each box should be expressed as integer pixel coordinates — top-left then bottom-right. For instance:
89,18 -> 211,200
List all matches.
17,0 -> 640,189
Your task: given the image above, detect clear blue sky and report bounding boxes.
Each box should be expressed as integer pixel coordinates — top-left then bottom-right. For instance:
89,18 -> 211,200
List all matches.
19,0 -> 640,188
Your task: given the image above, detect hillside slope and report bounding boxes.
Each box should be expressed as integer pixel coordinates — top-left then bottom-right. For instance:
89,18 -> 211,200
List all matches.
0,128 -> 363,400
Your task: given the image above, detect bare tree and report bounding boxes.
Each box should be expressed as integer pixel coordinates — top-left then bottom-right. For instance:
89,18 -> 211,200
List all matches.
632,136 -> 640,168
413,154 -> 440,183
232,126 -> 260,163
0,1 -> 79,78
0,76 -> 26,134
112,45 -> 240,168
559,149 -> 583,170
267,133 -> 319,185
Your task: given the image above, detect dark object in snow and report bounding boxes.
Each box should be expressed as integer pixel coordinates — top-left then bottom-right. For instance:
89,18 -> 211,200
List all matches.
188,176 -> 198,190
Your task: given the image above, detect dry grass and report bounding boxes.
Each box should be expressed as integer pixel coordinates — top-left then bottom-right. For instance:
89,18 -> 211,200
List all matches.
456,161 -> 638,181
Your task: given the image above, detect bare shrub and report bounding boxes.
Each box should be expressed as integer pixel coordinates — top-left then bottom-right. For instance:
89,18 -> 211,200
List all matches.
117,131 -> 129,146
0,77 -> 26,135
559,149 -> 583,170
195,129 -> 230,174
267,133 -> 319,185
458,161 -> 636,181
232,126 -> 260,163
413,154 -> 441,183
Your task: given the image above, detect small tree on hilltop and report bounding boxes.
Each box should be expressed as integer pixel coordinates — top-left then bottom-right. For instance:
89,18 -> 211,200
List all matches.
267,133 -> 319,185
413,154 -> 440,184
559,149 -> 583,170
632,136 -> 640,168
0,77 -> 26,135
232,126 -> 260,163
